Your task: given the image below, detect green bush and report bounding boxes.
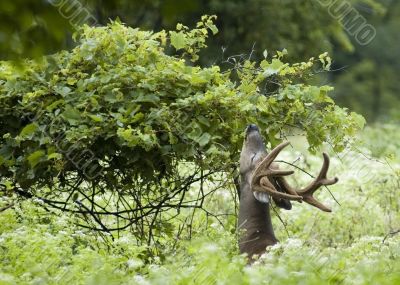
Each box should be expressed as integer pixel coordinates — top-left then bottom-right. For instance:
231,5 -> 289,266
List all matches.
0,17 -> 364,241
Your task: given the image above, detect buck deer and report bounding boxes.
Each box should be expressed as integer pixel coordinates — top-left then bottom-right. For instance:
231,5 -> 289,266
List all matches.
238,124 -> 338,260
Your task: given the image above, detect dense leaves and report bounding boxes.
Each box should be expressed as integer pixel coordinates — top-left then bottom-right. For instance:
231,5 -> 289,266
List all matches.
1,0 -> 396,122
0,19 -> 364,239
0,0 -> 72,59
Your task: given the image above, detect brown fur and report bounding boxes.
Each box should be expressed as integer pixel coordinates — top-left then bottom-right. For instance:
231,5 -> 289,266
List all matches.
237,124 -> 337,261
238,125 -> 278,260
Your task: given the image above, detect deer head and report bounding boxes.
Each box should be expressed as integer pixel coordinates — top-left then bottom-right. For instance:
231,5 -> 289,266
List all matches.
238,124 -> 338,260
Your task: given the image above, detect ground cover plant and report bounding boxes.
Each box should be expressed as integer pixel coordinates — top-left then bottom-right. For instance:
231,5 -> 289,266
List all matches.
0,17 -> 399,285
0,125 -> 399,284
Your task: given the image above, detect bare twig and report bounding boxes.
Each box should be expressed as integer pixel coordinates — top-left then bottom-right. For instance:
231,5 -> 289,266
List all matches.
383,229 -> 400,243
0,203 -> 14,212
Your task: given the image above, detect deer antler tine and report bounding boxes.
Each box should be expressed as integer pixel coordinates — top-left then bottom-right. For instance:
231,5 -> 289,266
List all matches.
248,136 -> 339,212
298,153 -> 338,195
250,141 -> 303,201
254,142 -> 290,174
276,176 -> 301,197
302,196 -> 332,212
319,153 -> 339,184
317,153 -> 330,180
252,177 -> 303,201
265,141 -> 290,165
275,152 -> 338,212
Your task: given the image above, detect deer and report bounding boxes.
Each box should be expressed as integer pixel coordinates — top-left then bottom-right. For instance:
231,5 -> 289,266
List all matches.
238,124 -> 338,260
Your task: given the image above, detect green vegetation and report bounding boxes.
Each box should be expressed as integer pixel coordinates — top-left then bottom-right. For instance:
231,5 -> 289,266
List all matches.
0,20 -> 363,244
332,0 -> 400,121
0,1 -> 399,284
1,125 -> 399,284
0,0 -> 71,59
1,0 -> 398,121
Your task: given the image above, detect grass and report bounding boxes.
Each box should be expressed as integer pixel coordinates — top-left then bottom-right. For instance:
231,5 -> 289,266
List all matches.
0,124 -> 399,284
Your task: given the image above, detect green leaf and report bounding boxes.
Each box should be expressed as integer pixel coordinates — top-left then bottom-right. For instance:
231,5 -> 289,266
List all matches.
67,77 -> 77,85
131,112 -> 144,123
197,116 -> 210,127
196,132 -> 211,147
19,123 -> 37,138
206,23 -> 218,35
104,92 -> 118,103
187,123 -> 202,141
190,74 -> 208,85
72,192 -> 79,201
47,153 -> 62,160
62,105 -> 82,125
27,150 -> 45,167
46,99 -> 64,112
88,114 -> 103,122
170,31 -> 187,50
262,59 -> 284,77
133,94 -> 160,105
1,181 -> 13,190
55,86 -> 72,97
351,112 -> 366,129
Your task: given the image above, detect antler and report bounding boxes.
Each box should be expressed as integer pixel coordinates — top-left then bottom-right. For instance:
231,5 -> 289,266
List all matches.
251,142 -> 338,212
251,142 -> 302,201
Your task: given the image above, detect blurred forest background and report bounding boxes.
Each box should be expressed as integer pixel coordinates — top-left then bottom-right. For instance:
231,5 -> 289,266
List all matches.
0,0 -> 398,121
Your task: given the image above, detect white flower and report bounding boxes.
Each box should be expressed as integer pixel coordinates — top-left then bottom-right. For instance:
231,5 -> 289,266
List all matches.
127,258 -> 143,269
32,198 -> 45,205
117,236 -> 130,244
0,273 -> 15,283
72,230 -> 86,238
133,275 -> 150,285
284,238 -> 303,249
203,243 -> 219,253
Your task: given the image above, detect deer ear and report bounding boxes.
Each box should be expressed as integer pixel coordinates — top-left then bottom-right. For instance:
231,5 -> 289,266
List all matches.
253,191 -> 269,203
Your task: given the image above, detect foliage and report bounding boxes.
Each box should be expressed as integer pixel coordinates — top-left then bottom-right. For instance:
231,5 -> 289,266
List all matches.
0,19 -> 364,240
332,0 -> 400,121
0,0 -> 72,59
0,124 -> 399,284
358,123 -> 400,158
1,2 -> 398,283
1,0 -> 383,61
2,0 -> 397,122
96,0 -> 351,61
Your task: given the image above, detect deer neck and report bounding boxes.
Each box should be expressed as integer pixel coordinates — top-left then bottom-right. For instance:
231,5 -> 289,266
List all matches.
238,179 -> 278,257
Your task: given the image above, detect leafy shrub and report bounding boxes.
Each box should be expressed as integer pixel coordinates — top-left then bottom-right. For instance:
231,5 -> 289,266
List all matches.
0,17 -> 364,241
